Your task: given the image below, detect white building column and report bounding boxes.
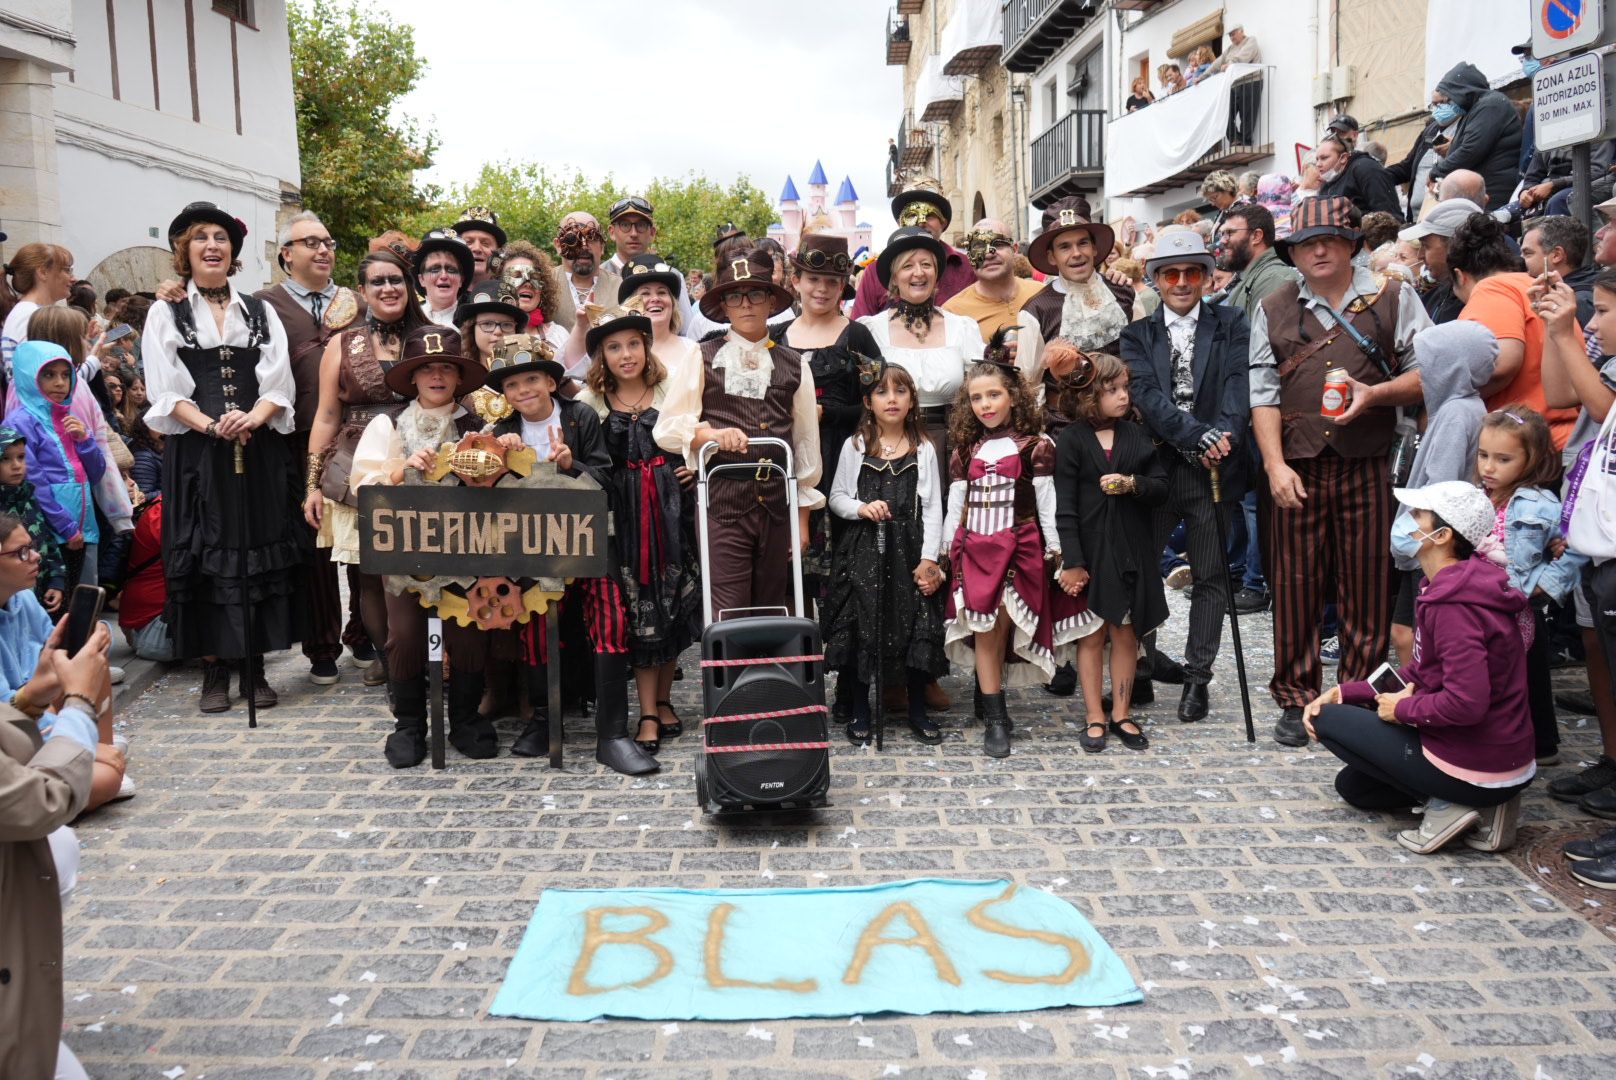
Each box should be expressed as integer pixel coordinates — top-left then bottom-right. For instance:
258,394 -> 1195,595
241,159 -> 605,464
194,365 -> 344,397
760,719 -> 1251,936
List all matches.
0,57 -> 64,246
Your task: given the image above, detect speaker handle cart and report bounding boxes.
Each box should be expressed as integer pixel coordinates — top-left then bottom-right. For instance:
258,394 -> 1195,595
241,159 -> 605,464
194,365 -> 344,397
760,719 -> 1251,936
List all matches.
694,437 -> 832,814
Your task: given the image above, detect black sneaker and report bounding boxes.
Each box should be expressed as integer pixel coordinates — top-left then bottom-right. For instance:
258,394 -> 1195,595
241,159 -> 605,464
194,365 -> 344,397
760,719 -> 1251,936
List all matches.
1273,706 -> 1309,747
1569,851 -> 1616,890
350,640 -> 377,666
1549,756 -> 1616,803
1564,827 -> 1616,862
1555,690 -> 1599,716
1581,784 -> 1616,820
309,657 -> 340,686
1233,587 -> 1270,614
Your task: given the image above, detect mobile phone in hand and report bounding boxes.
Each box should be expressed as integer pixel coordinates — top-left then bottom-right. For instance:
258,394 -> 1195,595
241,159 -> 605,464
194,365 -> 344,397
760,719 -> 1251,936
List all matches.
63,584 -> 106,658
1368,661 -> 1407,695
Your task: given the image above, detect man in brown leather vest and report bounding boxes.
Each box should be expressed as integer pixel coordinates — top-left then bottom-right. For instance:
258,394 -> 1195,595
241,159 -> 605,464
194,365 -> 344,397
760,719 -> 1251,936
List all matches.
255,212 -> 366,685
1249,197 -> 1431,746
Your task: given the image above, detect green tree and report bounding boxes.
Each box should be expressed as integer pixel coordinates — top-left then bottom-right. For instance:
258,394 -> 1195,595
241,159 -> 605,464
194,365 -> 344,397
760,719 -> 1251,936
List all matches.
288,0 -> 438,283
415,165 -> 777,275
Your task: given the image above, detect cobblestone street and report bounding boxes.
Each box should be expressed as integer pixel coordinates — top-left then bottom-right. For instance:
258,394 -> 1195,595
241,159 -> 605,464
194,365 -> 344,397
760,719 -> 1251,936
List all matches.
62,597 -> 1616,1078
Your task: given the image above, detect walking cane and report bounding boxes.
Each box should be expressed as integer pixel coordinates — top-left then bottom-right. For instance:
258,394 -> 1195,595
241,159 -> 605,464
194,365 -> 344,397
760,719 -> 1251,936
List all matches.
235,441 -> 257,730
1209,463 -> 1255,743
873,519 -> 887,751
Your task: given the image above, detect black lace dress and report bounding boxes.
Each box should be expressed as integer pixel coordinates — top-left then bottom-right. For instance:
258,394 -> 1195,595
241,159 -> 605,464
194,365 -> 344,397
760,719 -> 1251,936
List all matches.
601,401 -> 700,668
822,449 -> 947,684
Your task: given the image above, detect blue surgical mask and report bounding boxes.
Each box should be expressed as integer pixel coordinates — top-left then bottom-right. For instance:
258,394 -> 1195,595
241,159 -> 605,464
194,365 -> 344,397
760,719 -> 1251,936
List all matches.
1431,102 -> 1463,126
1390,514 -> 1425,559
1522,58 -> 1543,79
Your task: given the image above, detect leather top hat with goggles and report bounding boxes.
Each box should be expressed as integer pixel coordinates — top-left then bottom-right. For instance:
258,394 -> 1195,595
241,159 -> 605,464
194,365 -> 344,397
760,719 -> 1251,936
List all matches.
383,326 -> 485,398
1276,196 -> 1363,266
891,178 -> 952,231
1027,196 -> 1115,276
617,253 -> 684,303
453,205 -> 506,247
792,233 -> 855,278
965,227 -> 1015,270
608,195 -> 655,225
698,249 -> 794,322
485,333 -> 566,390
414,229 -> 476,287
168,201 -> 247,259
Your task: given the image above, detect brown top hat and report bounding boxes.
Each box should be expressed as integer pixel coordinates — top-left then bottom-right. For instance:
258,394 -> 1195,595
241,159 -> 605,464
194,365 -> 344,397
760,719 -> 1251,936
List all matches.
1027,197 -> 1115,276
699,250 -> 794,322
384,326 -> 485,398
792,233 -> 855,277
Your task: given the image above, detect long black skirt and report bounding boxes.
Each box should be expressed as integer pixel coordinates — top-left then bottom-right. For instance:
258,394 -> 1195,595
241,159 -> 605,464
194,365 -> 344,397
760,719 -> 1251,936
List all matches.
161,428 -> 307,660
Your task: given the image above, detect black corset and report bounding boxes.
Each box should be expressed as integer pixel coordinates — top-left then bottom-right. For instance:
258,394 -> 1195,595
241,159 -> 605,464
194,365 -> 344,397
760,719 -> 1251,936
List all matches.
177,344 -> 263,416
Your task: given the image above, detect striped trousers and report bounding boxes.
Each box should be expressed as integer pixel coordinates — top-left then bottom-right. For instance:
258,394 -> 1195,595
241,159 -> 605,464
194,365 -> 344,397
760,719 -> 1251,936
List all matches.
1259,452 -> 1392,708
1152,454 -> 1229,685
521,577 -> 630,664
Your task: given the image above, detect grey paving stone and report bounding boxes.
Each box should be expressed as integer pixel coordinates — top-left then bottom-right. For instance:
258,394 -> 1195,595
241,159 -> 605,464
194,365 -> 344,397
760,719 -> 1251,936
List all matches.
931,1023 -> 1057,1058
537,1025 -> 656,1061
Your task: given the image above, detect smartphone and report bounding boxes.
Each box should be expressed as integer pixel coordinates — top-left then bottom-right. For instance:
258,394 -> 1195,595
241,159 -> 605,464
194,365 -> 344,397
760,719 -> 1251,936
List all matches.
102,323 -> 134,344
63,584 -> 106,658
1367,661 -> 1407,695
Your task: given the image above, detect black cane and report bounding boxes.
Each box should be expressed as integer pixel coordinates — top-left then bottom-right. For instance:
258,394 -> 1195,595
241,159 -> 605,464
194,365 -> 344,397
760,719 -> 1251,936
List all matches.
235,441 -> 257,730
873,519 -> 887,752
1209,464 -> 1255,743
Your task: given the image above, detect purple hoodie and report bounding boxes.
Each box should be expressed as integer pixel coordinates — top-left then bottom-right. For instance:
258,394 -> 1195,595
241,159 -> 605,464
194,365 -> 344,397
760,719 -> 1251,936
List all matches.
1340,556 -> 1533,775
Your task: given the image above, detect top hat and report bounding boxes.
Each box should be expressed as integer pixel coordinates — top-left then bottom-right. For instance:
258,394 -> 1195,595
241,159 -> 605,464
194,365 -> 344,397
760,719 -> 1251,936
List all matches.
454,280 -> 525,329
383,326 -> 485,398
618,253 -> 684,303
792,233 -> 855,278
453,206 -> 506,247
1277,197 -> 1363,265
891,179 -> 952,229
168,201 -> 247,259
585,307 -> 655,355
1027,197 -> 1115,275
414,229 -> 476,287
1145,229 -> 1216,279
699,250 -> 794,322
485,333 -> 566,390
712,221 -> 745,248
874,227 -> 949,292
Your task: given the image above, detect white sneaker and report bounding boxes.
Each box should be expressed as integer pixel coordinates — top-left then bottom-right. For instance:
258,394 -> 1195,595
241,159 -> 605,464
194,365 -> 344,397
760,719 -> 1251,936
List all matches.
1463,794 -> 1523,852
1397,799 -> 1479,854
1165,565 -> 1193,590
109,665 -> 126,686
112,734 -> 129,758
109,773 -> 136,803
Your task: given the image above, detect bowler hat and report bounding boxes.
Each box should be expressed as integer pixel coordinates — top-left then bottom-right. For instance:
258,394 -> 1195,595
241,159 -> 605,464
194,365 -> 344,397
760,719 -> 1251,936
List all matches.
383,326 -> 485,398
1027,197 -> 1115,275
485,333 -> 566,390
699,250 -> 794,321
874,227 -> 949,291
453,205 -> 506,248
454,280 -> 524,329
891,180 -> 952,229
168,202 -> 247,258
1276,197 -> 1362,265
414,229 -> 475,287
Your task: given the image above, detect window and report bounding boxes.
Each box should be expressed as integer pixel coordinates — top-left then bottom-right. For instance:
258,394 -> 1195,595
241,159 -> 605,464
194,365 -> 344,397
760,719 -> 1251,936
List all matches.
213,0 -> 256,27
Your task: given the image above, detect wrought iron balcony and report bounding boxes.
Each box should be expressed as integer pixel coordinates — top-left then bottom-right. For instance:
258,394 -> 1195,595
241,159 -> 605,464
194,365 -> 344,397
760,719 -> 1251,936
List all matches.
1002,0 -> 1099,75
887,8 -> 911,66
889,113 -> 935,197
1029,109 -> 1106,206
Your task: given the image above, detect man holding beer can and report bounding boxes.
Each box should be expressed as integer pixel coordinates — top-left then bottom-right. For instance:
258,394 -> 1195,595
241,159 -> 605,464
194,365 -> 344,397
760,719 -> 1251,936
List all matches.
1247,198 -> 1431,747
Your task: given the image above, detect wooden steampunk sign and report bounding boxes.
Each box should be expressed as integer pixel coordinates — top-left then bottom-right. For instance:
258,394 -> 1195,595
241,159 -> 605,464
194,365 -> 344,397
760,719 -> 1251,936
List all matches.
359,433 -> 608,769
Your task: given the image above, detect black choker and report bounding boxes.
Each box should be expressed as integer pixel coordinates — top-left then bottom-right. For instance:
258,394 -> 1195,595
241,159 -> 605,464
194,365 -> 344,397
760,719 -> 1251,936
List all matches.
197,283 -> 231,305
895,298 -> 936,340
369,316 -> 407,343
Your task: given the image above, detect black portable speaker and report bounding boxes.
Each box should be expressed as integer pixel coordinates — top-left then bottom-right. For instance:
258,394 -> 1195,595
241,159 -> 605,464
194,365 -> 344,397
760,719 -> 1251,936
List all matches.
695,615 -> 831,814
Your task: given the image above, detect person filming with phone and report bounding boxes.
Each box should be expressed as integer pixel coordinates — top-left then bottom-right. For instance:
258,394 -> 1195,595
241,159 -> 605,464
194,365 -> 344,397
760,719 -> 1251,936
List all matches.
1302,481 -> 1535,856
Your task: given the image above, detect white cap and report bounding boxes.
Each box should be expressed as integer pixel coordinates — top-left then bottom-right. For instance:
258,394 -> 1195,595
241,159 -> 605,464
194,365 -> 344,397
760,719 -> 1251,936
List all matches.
1392,481 -> 1496,549
1398,199 -> 1484,243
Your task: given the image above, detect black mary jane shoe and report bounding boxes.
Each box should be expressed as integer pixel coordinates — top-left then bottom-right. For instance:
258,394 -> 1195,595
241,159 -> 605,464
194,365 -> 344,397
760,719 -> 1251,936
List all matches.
656,699 -> 683,738
1082,721 -> 1107,754
1109,717 -> 1150,751
848,715 -> 873,744
908,713 -> 944,745
634,716 -> 661,755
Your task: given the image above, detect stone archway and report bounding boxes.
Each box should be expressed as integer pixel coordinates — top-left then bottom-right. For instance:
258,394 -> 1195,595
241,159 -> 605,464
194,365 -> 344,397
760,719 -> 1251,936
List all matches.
972,192 -> 987,223
84,246 -> 174,297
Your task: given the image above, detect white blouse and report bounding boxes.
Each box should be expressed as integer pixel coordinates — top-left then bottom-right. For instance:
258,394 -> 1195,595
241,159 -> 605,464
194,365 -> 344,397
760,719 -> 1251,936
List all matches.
827,435 -> 943,561
140,281 -> 295,436
943,435 -> 1059,552
858,309 -> 986,408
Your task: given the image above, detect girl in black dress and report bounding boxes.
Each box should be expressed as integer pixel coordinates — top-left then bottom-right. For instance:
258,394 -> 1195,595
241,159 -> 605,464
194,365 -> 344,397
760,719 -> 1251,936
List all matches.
1054,354 -> 1168,754
780,234 -> 880,606
822,360 -> 947,744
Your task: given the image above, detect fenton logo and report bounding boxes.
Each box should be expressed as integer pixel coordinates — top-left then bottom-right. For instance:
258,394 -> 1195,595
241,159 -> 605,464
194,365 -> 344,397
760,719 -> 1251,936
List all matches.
1543,0 -> 1586,40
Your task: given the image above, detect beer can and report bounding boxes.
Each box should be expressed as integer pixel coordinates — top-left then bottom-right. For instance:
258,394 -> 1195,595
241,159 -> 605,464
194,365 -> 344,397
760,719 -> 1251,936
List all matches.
1321,367 -> 1350,418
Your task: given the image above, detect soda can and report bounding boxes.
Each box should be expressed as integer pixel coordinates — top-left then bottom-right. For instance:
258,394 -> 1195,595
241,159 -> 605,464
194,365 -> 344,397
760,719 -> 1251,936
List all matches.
1321,367 -> 1350,418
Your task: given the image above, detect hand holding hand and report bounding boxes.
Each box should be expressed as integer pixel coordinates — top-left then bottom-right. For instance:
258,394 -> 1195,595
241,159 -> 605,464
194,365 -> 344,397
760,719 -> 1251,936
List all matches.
1058,566 -> 1089,596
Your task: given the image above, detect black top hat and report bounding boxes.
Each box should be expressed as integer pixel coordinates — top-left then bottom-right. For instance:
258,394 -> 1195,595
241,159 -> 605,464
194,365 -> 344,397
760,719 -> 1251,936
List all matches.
618,254 -> 684,303
1276,196 -> 1364,266
168,202 -> 247,259
454,280 -> 525,329
585,307 -> 655,355
383,326 -> 485,398
699,251 -> 794,321
712,221 -> 745,247
874,226 -> 949,291
485,334 -> 566,390
414,229 -> 476,287
1027,196 -> 1115,275
453,205 -> 506,247
891,181 -> 952,229
793,234 -> 855,277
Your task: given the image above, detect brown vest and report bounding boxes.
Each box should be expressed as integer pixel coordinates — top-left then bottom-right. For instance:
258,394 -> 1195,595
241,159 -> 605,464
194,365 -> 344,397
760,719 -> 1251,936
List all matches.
699,336 -> 803,519
317,328 -> 406,505
256,284 -> 363,432
1261,278 -> 1402,461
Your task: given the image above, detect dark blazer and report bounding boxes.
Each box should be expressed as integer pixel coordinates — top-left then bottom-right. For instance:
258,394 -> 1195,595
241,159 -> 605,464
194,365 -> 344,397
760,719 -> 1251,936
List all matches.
1118,300 -> 1253,498
490,397 -> 612,488
1054,419 -> 1168,631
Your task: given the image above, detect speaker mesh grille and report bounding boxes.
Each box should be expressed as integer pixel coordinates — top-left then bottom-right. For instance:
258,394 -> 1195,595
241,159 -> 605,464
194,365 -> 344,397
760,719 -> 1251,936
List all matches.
705,669 -> 827,802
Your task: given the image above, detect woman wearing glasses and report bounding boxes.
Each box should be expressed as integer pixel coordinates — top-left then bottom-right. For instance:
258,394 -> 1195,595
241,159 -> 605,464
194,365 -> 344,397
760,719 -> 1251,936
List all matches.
303,249 -> 430,680
413,230 -> 475,328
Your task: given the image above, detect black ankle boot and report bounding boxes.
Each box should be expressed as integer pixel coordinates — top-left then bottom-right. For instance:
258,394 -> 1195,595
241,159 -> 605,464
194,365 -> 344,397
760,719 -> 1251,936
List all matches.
974,675 -> 1011,733
593,653 -> 658,775
982,691 -> 1011,758
907,670 -> 942,744
448,673 -> 498,759
512,665 -> 549,758
384,677 -> 429,768
848,677 -> 872,744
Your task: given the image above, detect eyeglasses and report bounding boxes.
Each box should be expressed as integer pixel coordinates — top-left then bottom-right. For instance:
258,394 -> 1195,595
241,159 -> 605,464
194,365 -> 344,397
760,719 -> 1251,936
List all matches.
609,196 -> 654,220
1217,227 -> 1249,240
796,249 -> 853,275
614,219 -> 653,234
477,320 -> 518,334
289,236 -> 338,252
722,288 -> 772,309
365,274 -> 406,288
422,264 -> 462,278
1156,266 -> 1207,286
0,543 -> 38,563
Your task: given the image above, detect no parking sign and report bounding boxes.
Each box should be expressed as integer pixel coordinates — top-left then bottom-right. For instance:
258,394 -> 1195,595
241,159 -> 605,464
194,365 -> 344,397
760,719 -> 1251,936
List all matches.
1532,0 -> 1616,58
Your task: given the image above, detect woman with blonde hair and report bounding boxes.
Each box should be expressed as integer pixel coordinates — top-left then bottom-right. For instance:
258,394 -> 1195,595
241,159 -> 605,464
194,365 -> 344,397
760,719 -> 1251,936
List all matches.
617,252 -> 699,379
2,242 -> 75,371
1126,77 -> 1154,112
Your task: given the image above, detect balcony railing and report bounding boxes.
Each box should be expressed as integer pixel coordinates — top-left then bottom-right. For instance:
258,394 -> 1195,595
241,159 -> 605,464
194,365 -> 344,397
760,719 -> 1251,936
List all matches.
1029,109 -> 1106,206
1107,67 -> 1273,198
1002,0 -> 1099,75
886,8 -> 911,66
889,113 -> 936,196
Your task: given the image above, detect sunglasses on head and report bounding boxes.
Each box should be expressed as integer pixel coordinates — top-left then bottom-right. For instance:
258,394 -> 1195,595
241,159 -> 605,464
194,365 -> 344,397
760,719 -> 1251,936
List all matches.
1156,266 -> 1206,286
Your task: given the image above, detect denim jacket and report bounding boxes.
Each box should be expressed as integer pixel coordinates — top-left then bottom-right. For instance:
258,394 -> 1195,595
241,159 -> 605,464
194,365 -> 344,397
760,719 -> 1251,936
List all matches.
1503,486 -> 1585,604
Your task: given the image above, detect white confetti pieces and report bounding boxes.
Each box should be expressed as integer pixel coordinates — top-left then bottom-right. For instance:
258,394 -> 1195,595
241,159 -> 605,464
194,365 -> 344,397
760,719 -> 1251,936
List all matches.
84,1023 -> 104,1033
327,1012 -> 344,1027
745,1025 -> 774,1041
662,1023 -> 679,1035
359,971 -> 377,982
162,1069 -> 185,1080
328,994 -> 349,1007
364,1034 -> 385,1046
451,941 -> 467,951
858,1036 -> 875,1048
352,1065 -> 374,1074
953,1033 -> 974,1046
120,985 -> 138,995
883,1067 -> 902,1077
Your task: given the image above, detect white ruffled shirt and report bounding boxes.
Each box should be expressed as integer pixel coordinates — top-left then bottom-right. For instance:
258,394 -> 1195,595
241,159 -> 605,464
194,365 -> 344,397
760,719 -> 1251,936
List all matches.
140,281 -> 295,436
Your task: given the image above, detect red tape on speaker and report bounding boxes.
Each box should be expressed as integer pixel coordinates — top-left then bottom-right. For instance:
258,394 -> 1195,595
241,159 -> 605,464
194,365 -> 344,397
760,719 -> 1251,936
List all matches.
705,742 -> 832,754
702,705 -> 829,725
699,654 -> 824,668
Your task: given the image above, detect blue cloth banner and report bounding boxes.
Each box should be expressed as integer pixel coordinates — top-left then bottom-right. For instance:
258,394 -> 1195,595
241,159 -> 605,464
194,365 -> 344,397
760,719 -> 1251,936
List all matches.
491,877 -> 1143,1022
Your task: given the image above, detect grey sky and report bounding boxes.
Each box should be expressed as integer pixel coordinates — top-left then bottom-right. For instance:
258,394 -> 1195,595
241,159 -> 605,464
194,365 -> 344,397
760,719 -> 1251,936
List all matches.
389,0 -> 903,240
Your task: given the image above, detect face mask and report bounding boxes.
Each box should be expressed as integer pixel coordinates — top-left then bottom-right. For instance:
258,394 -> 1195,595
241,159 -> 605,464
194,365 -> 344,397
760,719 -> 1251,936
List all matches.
1389,514 -> 1425,560
1431,102 -> 1463,126
1319,167 -> 1343,184
1522,58 -> 1543,79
